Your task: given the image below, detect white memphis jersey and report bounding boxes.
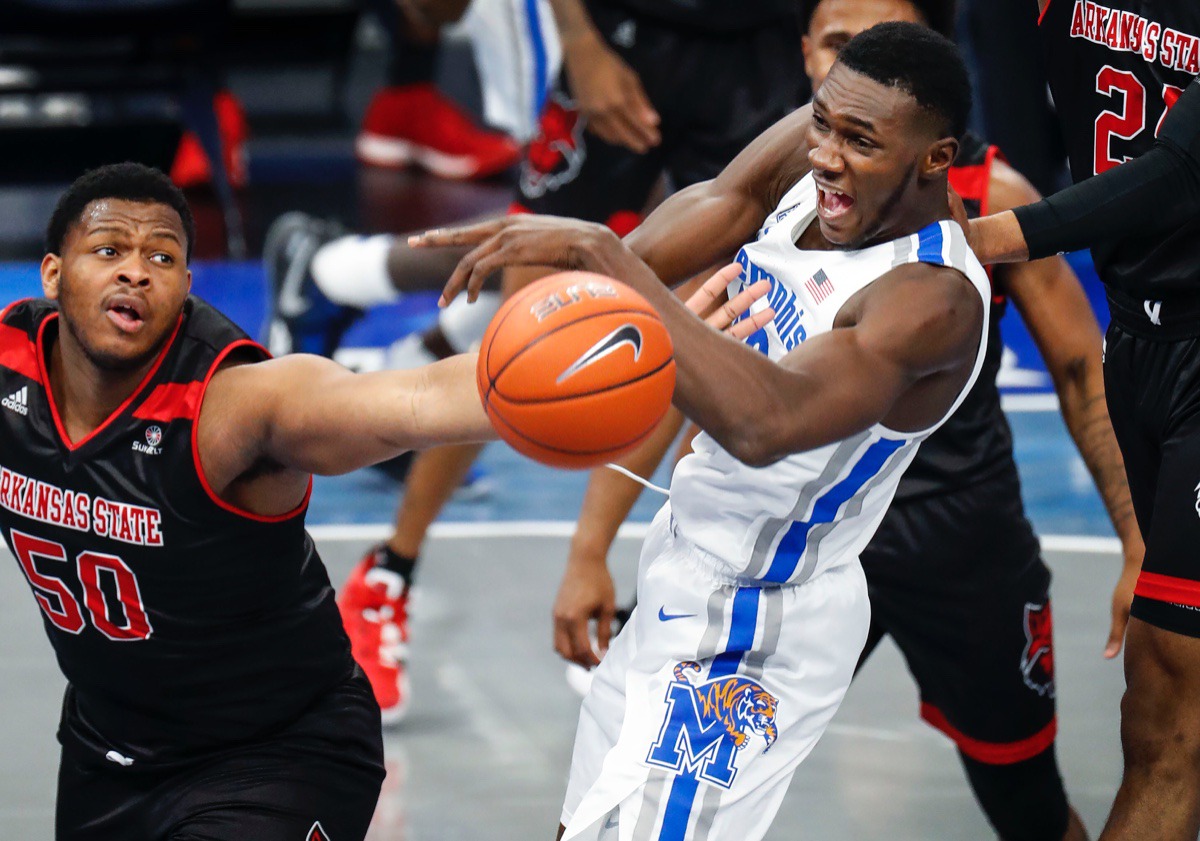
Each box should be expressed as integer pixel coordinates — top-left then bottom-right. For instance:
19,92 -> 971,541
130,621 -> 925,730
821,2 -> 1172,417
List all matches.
668,173 -> 991,586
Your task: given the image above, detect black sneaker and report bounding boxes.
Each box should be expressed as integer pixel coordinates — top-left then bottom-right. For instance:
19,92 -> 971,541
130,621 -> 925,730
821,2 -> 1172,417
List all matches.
262,212 -> 362,357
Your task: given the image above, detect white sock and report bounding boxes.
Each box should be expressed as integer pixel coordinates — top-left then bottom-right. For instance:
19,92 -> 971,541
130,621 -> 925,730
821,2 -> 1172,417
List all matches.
309,235 -> 400,309
439,291 -> 501,352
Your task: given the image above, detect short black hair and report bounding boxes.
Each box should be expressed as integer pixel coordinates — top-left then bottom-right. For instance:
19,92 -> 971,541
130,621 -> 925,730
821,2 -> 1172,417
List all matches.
834,21 -> 971,138
799,0 -> 957,39
46,162 -> 194,261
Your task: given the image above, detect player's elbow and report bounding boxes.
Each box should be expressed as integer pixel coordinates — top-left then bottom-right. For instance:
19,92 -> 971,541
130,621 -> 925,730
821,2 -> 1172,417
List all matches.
721,421 -> 793,468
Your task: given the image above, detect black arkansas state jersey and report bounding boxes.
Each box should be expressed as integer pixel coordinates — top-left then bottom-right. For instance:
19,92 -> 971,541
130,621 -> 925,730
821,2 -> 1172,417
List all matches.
0,297 -> 354,767
894,133 -> 1015,501
1041,0 -> 1200,297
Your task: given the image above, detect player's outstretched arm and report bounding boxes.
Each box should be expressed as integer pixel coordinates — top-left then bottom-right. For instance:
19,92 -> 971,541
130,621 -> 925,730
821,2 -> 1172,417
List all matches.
970,77 -> 1200,263
195,353 -> 494,514
991,160 -> 1143,657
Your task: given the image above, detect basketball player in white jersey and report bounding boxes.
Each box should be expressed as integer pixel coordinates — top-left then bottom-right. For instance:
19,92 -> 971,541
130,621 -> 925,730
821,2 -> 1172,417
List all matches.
418,22 -> 987,841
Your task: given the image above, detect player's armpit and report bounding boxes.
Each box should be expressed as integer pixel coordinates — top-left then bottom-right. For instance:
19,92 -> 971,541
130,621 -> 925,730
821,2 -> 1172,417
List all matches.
199,354 -> 494,486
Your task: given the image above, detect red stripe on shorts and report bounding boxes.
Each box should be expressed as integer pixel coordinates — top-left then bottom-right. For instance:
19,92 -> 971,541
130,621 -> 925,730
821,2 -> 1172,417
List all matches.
1134,571 -> 1200,608
507,202 -> 642,237
920,702 -> 1057,765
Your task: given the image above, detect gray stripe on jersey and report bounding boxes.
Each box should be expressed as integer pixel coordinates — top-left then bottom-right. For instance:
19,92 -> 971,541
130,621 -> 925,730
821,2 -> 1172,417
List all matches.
698,587 -> 734,659
948,224 -> 968,273
743,431 -> 872,580
794,443 -> 912,584
743,586 -> 784,681
633,769 -> 671,841
692,783 -> 724,841
891,232 -> 914,267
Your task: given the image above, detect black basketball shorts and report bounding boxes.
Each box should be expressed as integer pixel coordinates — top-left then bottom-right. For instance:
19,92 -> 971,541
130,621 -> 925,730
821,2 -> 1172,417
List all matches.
1104,318 -> 1200,638
56,668 -> 386,841
860,469 -> 1058,764
510,3 -> 803,233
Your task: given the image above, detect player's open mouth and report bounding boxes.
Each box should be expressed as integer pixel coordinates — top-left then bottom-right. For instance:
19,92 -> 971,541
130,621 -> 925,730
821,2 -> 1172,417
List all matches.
105,297 -> 146,333
816,186 -> 855,221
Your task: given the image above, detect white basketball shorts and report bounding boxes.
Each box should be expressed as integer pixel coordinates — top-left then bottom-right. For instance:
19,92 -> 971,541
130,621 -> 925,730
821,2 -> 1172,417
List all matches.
561,506 -> 870,841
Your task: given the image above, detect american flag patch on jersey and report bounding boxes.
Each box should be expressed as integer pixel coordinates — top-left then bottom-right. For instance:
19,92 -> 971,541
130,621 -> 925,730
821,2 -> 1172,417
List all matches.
805,269 -> 834,304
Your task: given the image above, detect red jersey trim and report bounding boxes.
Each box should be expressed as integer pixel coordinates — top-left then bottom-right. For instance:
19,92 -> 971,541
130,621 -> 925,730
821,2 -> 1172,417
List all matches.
921,702 -> 1057,764
1134,571 -> 1200,608
0,323 -> 43,384
39,312 -> 184,451
1038,0 -> 1052,26
133,381 -> 204,423
190,339 -> 312,524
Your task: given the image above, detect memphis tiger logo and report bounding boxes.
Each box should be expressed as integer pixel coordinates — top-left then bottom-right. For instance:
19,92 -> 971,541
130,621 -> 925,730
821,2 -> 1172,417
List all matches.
1020,602 -> 1055,698
646,661 -> 779,788
305,821 -> 329,841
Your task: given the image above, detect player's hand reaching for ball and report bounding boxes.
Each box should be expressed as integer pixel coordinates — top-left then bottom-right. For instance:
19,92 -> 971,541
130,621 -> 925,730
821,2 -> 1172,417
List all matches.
413,215 -> 644,306
412,216 -> 775,339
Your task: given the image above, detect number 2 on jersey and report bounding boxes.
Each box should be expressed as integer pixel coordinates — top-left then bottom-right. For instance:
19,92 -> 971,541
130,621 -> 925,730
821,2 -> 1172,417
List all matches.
1093,66 -> 1185,175
10,528 -> 152,640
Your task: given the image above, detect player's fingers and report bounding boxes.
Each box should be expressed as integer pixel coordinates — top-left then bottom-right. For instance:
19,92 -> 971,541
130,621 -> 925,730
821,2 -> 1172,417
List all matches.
567,617 -> 601,668
439,235 -> 504,306
622,77 -> 662,148
596,607 -> 615,657
410,218 -> 507,249
600,110 -> 651,154
706,279 -> 771,331
683,272 -> 729,318
725,306 -> 774,340
1105,598 -> 1130,659
553,618 -> 573,662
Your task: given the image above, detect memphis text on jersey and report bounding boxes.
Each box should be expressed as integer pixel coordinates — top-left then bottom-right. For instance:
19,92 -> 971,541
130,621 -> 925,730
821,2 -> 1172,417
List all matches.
1070,0 -> 1200,74
0,463 -> 164,547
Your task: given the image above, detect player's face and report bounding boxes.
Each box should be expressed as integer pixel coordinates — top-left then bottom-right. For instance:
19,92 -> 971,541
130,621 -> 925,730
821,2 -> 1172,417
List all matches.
802,0 -> 927,89
806,63 -> 948,248
41,199 -> 191,371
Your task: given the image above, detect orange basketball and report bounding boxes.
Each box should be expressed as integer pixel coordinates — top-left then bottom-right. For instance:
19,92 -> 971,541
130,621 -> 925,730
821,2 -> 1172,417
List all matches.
476,271 -> 676,469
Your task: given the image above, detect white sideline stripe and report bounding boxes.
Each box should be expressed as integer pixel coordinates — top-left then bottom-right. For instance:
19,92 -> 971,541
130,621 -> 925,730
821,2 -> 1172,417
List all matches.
1001,393 -> 1061,413
309,522 -> 1122,554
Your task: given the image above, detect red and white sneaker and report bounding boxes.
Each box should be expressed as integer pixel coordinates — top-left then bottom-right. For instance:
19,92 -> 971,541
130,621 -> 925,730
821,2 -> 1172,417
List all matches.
356,83 -> 520,180
338,548 -> 412,725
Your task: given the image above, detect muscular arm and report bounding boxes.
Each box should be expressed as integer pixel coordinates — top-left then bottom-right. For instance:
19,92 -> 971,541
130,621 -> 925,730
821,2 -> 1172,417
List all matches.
991,162 -> 1138,545
971,77 -> 1200,262
658,264 -> 983,465
196,353 -> 493,515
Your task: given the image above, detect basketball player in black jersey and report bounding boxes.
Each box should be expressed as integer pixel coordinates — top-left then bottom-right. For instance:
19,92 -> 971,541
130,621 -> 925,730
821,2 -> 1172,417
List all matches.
3,162 -> 766,841
962,2 -> 1200,838
546,1 -> 1138,838
0,163 -> 495,840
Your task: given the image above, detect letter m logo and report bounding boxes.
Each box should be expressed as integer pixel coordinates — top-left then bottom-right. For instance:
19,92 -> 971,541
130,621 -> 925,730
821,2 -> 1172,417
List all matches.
645,682 -> 739,788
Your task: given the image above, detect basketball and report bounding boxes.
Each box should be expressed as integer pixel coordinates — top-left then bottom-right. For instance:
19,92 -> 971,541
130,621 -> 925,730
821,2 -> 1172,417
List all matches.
476,271 -> 676,469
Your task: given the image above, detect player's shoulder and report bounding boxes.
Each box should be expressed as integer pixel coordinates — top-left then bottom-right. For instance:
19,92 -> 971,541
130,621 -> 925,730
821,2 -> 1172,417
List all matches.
0,297 -> 55,333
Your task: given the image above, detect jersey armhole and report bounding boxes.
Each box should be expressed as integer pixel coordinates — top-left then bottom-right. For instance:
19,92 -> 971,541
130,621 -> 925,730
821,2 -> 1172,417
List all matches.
190,339 -> 313,524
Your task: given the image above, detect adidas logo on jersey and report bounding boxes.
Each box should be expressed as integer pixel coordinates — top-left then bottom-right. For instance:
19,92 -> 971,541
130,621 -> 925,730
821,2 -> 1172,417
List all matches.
2,386 -> 28,416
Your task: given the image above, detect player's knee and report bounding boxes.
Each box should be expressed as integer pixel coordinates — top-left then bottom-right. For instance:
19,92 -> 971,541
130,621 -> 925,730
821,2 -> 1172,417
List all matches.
1119,622 -> 1200,775
962,749 -> 1070,841
1119,686 -> 1200,777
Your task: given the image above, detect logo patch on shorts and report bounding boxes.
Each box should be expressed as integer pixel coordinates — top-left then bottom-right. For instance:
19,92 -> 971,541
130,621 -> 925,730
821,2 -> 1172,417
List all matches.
306,820 -> 330,841
646,661 -> 779,788
1020,602 -> 1055,698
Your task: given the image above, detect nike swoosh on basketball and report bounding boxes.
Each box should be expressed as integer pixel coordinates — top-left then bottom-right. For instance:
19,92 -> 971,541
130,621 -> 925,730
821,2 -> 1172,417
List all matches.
557,324 -> 643,384
658,607 -> 694,622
